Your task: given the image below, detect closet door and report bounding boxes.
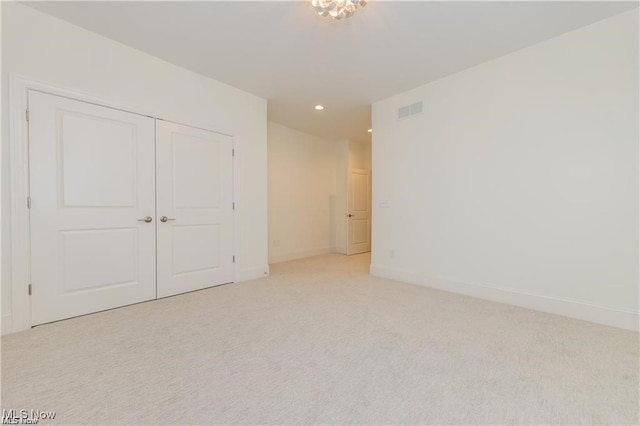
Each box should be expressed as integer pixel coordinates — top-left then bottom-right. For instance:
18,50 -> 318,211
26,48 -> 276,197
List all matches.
29,91 -> 157,325
155,120 -> 234,298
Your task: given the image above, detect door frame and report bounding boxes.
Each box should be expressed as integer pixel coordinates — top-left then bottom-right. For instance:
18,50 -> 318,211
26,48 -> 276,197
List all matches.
7,75 -> 238,334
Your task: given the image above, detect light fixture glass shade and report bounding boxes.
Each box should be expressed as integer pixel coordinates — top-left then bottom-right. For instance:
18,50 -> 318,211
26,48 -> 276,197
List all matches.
311,0 -> 367,20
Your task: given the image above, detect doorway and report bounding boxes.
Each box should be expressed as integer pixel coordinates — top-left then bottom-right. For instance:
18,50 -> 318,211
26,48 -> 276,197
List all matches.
347,168 -> 371,255
334,139 -> 372,256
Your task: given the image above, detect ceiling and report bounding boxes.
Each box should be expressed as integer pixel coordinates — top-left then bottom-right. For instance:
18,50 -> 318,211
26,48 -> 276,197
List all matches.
27,1 -> 638,142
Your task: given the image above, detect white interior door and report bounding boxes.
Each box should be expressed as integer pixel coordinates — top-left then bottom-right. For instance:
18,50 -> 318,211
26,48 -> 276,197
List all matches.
29,91 -> 157,325
156,120 -> 234,298
347,168 -> 371,255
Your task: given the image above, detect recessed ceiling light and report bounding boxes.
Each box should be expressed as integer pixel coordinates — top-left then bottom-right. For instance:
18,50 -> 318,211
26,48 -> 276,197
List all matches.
368,128 -> 372,133
315,105 -> 324,111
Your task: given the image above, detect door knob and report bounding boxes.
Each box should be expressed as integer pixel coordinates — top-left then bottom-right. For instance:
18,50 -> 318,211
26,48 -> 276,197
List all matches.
137,216 -> 153,223
160,216 -> 176,223
348,214 -> 354,217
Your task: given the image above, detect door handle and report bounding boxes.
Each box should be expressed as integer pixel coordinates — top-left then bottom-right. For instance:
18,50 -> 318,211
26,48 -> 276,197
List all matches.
348,214 -> 354,217
137,216 -> 153,223
160,216 -> 176,223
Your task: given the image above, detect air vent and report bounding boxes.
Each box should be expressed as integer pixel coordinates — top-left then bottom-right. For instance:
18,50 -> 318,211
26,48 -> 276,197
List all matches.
398,105 -> 411,119
398,101 -> 423,120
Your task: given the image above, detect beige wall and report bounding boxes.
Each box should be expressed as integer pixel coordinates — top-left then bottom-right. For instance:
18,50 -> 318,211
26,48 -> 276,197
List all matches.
333,140 -> 349,254
348,140 -> 372,171
267,122 -> 338,263
267,125 -> 372,261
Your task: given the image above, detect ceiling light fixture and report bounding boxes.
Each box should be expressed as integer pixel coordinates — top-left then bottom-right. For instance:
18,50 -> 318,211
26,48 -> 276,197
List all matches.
311,0 -> 367,20
315,105 -> 325,110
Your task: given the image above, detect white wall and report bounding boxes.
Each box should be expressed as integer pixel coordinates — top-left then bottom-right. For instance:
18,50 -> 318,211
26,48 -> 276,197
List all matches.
267,122 -> 338,263
371,10 -> 639,330
2,3 -> 269,333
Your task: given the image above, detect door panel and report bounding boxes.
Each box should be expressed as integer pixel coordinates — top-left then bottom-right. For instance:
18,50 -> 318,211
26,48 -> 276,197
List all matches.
351,220 -> 369,245
60,113 -> 137,207
173,136 -> 222,208
347,168 -> 371,255
156,121 -> 234,298
59,228 -> 139,292
29,91 -> 156,325
172,225 -> 221,275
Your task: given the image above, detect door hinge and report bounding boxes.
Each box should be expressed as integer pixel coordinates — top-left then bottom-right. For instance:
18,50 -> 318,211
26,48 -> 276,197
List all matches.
26,109 -> 29,122
232,202 -> 235,210
27,196 -> 31,209
28,284 -> 32,296
233,255 -> 235,263
232,148 -> 235,157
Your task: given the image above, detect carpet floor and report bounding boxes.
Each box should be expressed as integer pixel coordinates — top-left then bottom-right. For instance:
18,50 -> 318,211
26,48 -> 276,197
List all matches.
1,253 -> 638,425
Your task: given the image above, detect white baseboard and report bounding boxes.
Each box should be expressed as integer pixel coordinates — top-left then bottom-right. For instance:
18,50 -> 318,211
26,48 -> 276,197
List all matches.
236,265 -> 270,283
2,313 -> 13,336
269,247 -> 332,265
370,264 -> 639,332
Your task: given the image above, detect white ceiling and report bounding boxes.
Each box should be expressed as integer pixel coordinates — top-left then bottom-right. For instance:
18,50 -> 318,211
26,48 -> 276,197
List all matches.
27,1 -> 637,142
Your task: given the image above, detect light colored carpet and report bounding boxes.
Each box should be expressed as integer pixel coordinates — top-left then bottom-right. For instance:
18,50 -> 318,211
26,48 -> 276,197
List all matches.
1,253 -> 638,425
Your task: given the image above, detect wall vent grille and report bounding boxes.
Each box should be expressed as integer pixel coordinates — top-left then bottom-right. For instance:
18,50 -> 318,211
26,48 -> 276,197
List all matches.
398,101 -> 423,120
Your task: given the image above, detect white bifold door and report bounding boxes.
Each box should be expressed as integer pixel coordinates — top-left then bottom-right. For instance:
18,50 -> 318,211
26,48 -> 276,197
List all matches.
29,91 -> 234,326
